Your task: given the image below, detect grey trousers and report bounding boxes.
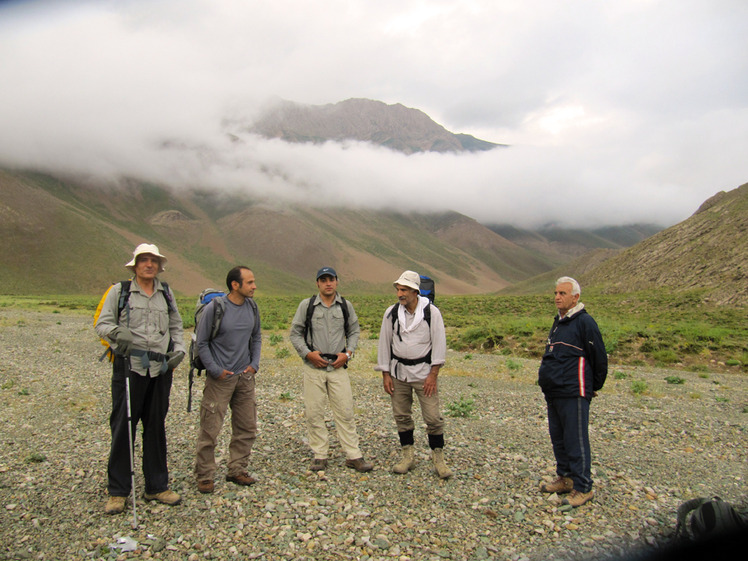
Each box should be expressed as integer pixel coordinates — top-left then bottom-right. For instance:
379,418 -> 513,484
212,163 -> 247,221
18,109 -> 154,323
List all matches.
194,371 -> 257,480
390,377 -> 444,435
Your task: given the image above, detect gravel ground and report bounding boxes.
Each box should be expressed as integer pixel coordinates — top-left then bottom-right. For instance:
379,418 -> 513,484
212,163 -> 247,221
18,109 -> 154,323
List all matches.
0,309 -> 746,561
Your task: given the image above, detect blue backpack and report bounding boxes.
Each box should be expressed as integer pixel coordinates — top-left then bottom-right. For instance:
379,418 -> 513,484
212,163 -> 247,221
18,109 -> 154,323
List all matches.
419,275 -> 435,303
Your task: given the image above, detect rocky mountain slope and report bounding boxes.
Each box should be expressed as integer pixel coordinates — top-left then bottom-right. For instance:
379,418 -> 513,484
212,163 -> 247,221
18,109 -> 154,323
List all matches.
487,223 -> 663,266
506,183 -> 748,306
241,98 -> 504,154
0,170 -> 544,296
581,182 -> 748,305
2,167 -> 743,303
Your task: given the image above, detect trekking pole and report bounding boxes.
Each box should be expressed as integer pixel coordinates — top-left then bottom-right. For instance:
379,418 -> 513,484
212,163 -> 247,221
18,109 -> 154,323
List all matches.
187,365 -> 194,413
124,365 -> 138,529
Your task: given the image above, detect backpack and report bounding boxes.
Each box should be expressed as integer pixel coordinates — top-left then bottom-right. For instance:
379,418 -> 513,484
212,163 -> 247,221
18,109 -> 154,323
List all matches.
303,293 -> 350,352
94,280 -> 175,362
674,496 -> 747,540
189,288 -> 227,374
419,275 -> 435,303
187,289 -> 259,412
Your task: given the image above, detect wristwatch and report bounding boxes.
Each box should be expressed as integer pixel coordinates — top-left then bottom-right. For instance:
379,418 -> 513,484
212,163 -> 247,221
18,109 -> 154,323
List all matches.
345,351 -> 353,360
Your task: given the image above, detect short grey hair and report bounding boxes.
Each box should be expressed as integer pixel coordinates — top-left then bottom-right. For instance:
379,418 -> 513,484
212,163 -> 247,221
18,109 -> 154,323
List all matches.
556,276 -> 581,296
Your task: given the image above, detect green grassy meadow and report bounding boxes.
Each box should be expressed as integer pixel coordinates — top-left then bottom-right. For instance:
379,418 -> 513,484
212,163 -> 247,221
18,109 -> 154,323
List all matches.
1,289 -> 745,372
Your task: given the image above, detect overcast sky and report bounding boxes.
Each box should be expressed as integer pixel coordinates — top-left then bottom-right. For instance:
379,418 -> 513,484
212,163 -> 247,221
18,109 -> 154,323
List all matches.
1,0 -> 747,228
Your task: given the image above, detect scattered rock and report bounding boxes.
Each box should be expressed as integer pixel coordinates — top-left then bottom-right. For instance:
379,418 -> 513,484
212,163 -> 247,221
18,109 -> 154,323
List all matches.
0,310 -> 746,560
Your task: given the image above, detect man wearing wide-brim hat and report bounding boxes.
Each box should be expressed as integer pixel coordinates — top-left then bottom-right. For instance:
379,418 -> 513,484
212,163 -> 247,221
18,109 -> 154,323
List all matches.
95,243 -> 186,514
375,270 -> 452,479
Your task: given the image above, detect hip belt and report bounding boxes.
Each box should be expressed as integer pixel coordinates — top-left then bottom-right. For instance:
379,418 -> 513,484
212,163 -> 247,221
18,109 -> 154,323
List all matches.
129,349 -> 169,373
391,351 -> 431,380
392,351 -> 431,366
320,351 -> 348,369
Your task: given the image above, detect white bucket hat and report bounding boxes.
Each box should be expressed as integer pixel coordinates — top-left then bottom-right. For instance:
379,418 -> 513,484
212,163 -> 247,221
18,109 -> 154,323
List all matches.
125,243 -> 167,272
393,270 -> 420,291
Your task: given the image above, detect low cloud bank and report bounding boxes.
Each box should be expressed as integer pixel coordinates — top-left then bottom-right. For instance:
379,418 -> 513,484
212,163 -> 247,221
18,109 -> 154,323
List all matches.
2,0 -> 747,228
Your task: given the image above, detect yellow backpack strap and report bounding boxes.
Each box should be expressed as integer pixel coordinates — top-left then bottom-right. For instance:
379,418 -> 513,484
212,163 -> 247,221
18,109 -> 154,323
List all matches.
94,281 -> 131,362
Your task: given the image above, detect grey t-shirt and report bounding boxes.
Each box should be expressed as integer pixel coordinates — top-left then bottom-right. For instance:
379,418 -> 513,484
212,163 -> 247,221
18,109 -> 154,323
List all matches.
196,297 -> 261,378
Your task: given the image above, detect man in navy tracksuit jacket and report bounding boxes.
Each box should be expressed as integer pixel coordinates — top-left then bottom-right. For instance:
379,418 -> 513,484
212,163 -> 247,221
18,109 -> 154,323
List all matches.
537,277 -> 607,508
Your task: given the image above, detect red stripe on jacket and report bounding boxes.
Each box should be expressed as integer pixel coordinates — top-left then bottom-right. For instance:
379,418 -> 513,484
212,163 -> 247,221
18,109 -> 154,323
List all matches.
578,357 -> 586,397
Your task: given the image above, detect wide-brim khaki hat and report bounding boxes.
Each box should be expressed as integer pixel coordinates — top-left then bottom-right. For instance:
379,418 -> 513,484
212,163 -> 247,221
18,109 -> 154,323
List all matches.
125,243 -> 167,272
393,270 -> 420,291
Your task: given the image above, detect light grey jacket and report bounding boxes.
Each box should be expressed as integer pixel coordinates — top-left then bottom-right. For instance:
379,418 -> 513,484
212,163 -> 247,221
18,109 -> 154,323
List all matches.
289,293 -> 360,370
95,278 -> 185,376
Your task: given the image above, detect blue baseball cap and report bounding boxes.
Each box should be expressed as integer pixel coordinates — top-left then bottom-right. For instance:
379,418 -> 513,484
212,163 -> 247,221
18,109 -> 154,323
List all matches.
316,267 -> 337,280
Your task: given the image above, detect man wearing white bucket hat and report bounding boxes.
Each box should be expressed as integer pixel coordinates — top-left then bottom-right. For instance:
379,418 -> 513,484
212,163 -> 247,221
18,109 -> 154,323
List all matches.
95,243 -> 186,515
375,270 -> 452,479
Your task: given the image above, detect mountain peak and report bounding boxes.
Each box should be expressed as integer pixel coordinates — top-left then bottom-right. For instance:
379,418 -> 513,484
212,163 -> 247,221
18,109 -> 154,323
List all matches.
242,98 -> 504,154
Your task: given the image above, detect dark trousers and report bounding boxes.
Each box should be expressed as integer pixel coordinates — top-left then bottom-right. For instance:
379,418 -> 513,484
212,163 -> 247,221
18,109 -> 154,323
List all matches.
108,356 -> 173,496
545,396 -> 592,493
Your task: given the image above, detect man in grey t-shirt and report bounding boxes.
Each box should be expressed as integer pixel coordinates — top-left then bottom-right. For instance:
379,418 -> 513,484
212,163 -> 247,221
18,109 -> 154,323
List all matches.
194,266 -> 261,493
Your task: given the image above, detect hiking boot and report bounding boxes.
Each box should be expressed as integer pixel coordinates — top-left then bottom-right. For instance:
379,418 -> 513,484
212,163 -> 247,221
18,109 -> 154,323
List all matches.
540,476 -> 574,494
432,448 -> 453,479
197,480 -> 214,494
562,489 -> 594,507
393,445 -> 416,474
104,495 -> 127,515
345,458 -> 373,473
226,472 -> 256,486
143,490 -> 181,506
310,458 -> 328,472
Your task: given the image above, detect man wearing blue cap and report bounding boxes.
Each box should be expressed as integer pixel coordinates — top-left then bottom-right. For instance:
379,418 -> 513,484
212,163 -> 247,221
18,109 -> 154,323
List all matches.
290,267 -> 373,473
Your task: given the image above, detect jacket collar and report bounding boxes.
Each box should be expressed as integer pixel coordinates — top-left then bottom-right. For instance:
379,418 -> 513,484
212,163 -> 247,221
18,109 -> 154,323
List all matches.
559,302 -> 585,320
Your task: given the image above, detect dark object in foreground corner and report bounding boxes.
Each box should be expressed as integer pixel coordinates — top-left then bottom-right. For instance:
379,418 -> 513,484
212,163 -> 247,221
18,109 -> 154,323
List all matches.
605,495 -> 747,561
620,527 -> 747,561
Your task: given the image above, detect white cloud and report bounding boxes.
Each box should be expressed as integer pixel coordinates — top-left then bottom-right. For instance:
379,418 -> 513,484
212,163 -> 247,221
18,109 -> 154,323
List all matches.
1,0 -> 747,228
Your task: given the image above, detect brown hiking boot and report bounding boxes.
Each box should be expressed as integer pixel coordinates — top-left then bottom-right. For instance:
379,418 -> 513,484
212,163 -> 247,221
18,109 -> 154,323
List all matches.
104,495 -> 127,515
432,448 -> 453,479
345,458 -> 373,473
226,473 -> 256,486
143,490 -> 181,506
310,458 -> 328,472
540,476 -> 574,494
562,489 -> 594,507
197,480 -> 215,494
393,445 -> 416,474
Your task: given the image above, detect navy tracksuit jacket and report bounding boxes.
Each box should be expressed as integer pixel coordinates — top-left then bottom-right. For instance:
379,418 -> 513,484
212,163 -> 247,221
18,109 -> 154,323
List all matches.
538,308 -> 607,399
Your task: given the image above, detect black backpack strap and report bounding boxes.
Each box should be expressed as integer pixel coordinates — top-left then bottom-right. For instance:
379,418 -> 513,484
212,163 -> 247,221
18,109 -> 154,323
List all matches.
160,281 -> 176,314
339,295 -> 350,337
116,280 -> 132,328
209,296 -> 227,340
303,294 -> 317,351
159,281 -> 177,353
675,498 -> 707,538
248,297 -> 259,330
246,297 -> 260,348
